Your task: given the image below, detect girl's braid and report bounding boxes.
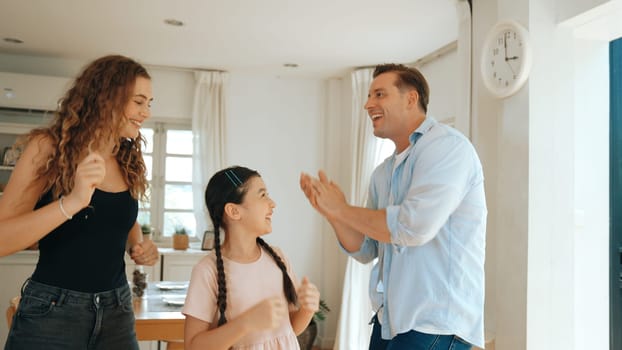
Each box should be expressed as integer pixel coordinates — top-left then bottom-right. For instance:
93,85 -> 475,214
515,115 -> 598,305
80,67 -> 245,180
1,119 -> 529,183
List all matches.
257,237 -> 298,305
213,222 -> 228,326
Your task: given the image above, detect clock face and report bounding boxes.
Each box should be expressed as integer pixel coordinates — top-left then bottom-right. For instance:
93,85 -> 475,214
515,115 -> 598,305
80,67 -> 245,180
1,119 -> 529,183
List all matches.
481,20 -> 532,98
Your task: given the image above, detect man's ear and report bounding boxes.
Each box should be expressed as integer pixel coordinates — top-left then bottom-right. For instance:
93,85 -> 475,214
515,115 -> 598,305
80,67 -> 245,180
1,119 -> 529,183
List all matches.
224,203 -> 241,221
407,89 -> 419,109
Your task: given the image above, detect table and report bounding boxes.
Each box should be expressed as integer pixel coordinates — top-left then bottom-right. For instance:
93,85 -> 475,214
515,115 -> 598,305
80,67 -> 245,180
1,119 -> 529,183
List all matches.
133,282 -> 187,343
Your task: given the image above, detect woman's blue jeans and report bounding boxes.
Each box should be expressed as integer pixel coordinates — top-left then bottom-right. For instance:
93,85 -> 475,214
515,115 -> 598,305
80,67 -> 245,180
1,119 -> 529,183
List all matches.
369,315 -> 472,350
4,279 -> 139,350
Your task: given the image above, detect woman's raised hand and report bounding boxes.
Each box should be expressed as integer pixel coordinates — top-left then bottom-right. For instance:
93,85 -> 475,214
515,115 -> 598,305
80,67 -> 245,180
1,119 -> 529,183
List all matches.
64,152 -> 106,213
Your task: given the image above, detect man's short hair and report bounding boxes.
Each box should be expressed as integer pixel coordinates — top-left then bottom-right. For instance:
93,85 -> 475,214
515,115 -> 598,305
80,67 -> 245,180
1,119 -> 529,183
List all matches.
373,63 -> 429,113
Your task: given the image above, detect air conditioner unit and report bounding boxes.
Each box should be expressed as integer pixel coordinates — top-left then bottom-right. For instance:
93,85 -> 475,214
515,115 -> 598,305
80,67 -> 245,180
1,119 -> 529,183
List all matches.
0,72 -> 71,111
0,106 -> 54,127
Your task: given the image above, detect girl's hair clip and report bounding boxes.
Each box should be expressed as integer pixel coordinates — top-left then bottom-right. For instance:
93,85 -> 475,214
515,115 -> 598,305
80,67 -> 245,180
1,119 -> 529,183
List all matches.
225,169 -> 243,187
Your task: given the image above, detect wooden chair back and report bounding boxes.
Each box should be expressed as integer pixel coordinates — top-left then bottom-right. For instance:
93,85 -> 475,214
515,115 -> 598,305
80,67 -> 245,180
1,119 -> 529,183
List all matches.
165,340 -> 184,350
5,296 -> 19,329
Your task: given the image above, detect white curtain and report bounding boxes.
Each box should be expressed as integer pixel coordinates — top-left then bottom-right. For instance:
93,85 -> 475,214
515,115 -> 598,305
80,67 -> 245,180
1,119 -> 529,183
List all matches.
191,71 -> 228,236
333,68 -> 379,350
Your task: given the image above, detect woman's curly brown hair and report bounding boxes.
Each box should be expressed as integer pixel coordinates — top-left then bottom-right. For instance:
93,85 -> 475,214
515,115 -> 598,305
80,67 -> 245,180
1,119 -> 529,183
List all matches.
27,55 -> 150,200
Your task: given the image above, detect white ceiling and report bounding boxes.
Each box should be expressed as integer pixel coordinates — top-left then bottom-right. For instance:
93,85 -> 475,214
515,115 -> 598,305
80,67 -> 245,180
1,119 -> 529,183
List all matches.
0,0 -> 459,78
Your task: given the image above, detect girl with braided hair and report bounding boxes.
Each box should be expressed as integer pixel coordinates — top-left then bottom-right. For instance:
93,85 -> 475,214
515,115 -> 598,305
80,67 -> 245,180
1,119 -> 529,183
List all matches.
183,166 -> 320,349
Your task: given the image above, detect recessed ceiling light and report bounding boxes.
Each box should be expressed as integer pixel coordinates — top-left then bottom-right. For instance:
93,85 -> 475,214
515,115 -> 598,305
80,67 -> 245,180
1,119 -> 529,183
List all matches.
3,38 -> 23,44
283,63 -> 298,68
4,88 -> 15,99
164,19 -> 184,27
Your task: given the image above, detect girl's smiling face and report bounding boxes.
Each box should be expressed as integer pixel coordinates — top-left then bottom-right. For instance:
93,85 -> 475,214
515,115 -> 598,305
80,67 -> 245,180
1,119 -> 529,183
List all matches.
237,176 -> 276,235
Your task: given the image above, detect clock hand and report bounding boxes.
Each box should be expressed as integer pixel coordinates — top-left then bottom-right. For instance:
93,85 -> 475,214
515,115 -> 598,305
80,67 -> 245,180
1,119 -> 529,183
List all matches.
504,33 -> 508,60
505,56 -> 517,75
504,35 -> 518,75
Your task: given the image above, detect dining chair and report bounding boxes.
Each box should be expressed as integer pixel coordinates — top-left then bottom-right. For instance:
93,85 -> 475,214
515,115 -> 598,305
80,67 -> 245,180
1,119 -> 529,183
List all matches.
5,296 -> 19,329
165,340 -> 184,350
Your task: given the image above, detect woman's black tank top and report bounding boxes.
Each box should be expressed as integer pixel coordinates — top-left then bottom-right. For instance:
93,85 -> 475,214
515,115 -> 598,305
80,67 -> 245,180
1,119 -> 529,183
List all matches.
31,189 -> 138,292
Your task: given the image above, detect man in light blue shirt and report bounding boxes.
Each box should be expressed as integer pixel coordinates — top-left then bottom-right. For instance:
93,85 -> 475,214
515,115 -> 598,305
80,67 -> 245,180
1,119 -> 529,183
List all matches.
300,64 -> 486,349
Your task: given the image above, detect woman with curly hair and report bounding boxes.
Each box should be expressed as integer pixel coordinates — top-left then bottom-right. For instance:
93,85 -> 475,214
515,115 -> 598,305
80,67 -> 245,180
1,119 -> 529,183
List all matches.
1,55 -> 159,350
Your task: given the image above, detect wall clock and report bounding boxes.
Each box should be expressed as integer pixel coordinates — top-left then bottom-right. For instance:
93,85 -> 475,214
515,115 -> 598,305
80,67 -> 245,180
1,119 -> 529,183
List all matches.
480,20 -> 533,99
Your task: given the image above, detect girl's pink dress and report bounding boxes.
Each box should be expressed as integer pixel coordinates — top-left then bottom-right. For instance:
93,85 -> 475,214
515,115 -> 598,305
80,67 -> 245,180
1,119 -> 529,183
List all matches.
182,247 -> 301,350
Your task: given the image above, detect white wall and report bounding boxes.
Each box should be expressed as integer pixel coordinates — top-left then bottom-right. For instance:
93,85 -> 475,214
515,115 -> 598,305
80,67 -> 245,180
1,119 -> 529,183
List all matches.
225,72 -> 327,288
149,68 -> 194,120
471,1 -> 502,342
418,49 -> 458,124
557,0 -> 611,23
472,0 -> 617,349
528,3 -> 576,348
571,37 -> 610,350
225,72 -> 347,345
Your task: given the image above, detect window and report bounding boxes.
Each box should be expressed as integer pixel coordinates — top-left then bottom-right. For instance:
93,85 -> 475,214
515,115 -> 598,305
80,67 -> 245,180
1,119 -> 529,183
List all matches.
138,122 -> 196,240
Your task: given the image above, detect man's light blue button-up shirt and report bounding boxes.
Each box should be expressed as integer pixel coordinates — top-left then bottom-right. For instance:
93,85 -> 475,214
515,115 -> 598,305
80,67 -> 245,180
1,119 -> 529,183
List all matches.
348,117 -> 487,347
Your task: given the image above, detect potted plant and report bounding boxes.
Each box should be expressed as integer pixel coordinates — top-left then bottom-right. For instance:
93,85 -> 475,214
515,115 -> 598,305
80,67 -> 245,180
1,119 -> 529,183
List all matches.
297,299 -> 330,350
131,267 -> 148,298
131,223 -> 153,297
140,223 -> 153,241
172,225 -> 189,250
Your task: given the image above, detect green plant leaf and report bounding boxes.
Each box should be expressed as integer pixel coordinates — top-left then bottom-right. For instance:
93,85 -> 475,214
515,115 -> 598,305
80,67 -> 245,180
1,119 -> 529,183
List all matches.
313,299 -> 331,323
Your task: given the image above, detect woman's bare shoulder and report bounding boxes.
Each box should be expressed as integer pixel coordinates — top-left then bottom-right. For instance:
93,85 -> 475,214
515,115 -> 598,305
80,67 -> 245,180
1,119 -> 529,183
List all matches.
27,133 -> 55,154
0,134 -> 55,218
18,133 -> 55,167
